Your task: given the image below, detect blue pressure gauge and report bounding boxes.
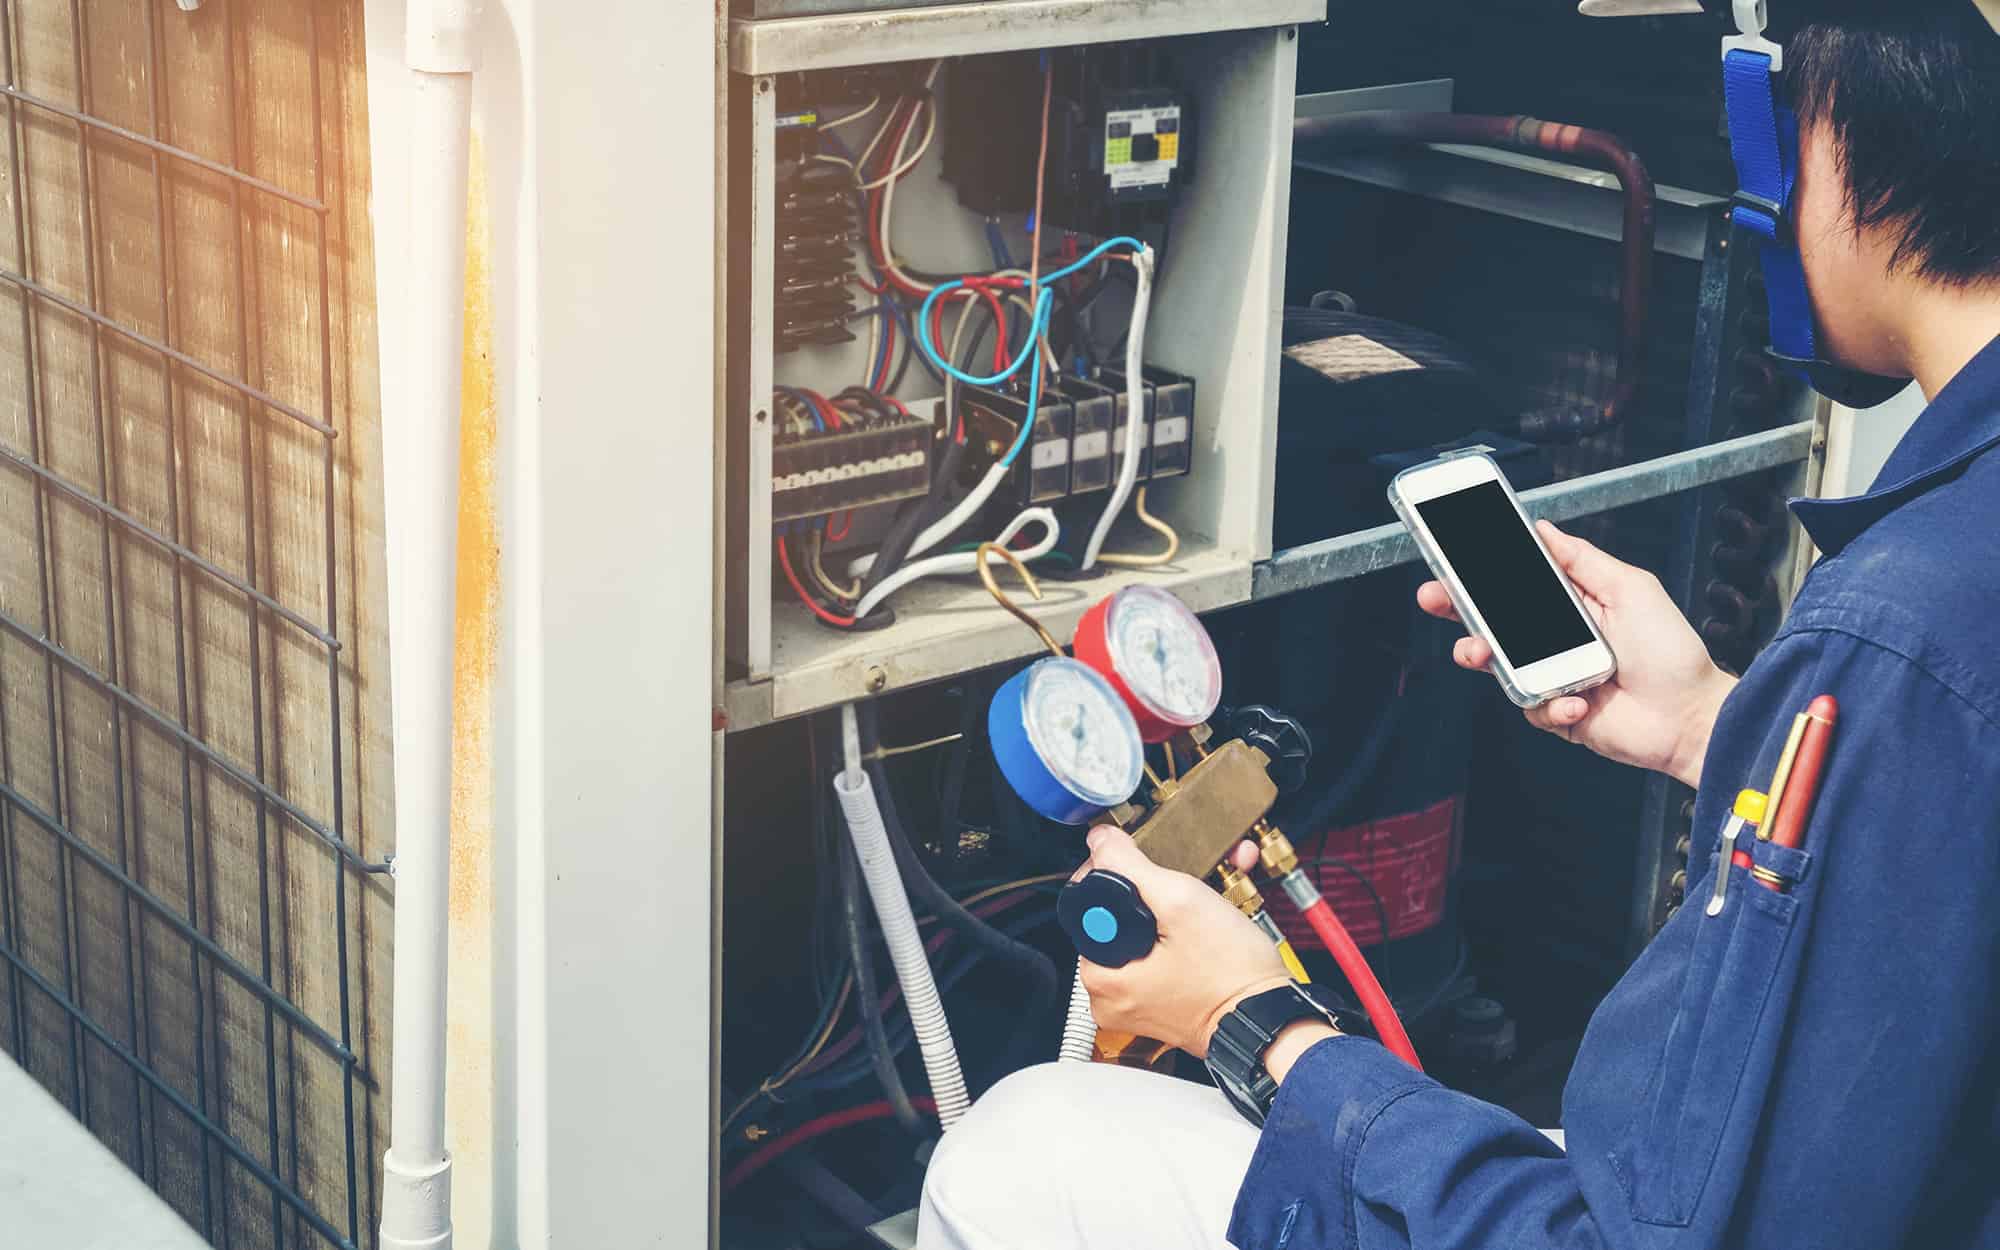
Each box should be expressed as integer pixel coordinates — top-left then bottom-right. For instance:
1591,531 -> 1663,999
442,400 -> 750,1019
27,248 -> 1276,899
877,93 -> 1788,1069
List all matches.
989,657 -> 1146,825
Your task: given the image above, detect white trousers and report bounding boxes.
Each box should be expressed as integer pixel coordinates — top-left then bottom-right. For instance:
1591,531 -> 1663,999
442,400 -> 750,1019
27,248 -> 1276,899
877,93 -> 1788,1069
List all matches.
917,1062 -> 1262,1250
915,1060 -> 1568,1250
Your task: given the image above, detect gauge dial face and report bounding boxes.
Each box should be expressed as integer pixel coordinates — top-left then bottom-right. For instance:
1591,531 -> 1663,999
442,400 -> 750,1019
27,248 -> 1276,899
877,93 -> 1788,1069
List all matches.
1103,585 -> 1222,727
1021,658 -> 1145,808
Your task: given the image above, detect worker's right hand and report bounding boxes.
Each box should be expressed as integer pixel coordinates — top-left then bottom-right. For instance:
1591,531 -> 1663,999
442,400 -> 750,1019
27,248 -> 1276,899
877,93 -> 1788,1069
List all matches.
1417,520 -> 1737,789
1073,827 -> 1291,1060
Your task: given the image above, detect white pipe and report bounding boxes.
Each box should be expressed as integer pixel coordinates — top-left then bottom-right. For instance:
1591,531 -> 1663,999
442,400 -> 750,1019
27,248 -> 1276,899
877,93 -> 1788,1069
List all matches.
1081,246 -> 1155,570
382,4 -> 481,1249
1058,959 -> 1098,1063
835,706 -> 972,1129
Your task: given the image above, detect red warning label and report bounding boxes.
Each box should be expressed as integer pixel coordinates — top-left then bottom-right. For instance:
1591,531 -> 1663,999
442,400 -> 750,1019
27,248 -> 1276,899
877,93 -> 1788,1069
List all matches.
1266,796 -> 1461,949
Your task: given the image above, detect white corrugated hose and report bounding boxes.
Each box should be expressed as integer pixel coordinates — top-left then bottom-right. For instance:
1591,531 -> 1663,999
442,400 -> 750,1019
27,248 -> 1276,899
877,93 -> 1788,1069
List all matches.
836,705 -> 972,1129
1058,959 -> 1098,1063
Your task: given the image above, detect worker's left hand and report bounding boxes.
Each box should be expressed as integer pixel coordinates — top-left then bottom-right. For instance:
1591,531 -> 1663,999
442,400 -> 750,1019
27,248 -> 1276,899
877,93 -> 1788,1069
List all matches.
1075,827 -> 1291,1058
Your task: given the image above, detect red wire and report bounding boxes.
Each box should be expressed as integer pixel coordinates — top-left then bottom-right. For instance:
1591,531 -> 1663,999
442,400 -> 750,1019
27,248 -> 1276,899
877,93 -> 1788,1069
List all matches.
825,512 -> 853,542
865,101 -> 928,299
723,1097 -> 940,1194
1301,898 -> 1422,1070
776,537 -> 856,627
803,390 -> 840,431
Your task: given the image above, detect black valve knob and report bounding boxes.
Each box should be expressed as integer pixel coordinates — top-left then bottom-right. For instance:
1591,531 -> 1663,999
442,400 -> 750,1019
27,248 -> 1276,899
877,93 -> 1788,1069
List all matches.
1221,704 -> 1313,794
1058,871 -> 1158,968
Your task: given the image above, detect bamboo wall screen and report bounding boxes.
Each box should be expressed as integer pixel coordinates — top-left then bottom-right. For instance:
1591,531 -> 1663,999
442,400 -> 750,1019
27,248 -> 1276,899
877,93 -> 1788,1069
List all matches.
0,1 -> 392,1247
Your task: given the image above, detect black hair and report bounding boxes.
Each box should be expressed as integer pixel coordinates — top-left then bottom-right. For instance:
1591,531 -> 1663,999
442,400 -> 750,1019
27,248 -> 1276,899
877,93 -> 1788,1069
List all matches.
1787,8 -> 2000,286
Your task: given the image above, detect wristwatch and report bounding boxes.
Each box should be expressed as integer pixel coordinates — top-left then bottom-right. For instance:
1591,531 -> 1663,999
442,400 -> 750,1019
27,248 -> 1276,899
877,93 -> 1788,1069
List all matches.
1203,982 -> 1353,1127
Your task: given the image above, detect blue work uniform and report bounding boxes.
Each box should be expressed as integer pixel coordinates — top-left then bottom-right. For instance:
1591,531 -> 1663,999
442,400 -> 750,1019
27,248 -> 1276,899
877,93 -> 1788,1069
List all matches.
1230,332 -> 2000,1250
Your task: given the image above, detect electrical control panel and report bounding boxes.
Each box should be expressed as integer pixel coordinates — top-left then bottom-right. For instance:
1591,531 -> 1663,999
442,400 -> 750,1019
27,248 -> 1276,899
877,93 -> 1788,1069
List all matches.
725,14 -> 1304,720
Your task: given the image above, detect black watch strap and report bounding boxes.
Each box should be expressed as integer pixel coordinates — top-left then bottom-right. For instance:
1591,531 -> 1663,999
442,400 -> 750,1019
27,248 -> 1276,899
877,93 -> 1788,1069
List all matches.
1206,984 -> 1341,1126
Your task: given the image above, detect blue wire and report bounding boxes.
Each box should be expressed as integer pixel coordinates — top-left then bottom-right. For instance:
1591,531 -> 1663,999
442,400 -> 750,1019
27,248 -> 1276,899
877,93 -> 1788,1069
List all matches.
984,219 -> 1013,271
775,385 -> 826,432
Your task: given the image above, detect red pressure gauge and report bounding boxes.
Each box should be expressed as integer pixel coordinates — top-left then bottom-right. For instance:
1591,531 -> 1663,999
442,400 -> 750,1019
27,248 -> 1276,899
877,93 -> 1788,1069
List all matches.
1073,584 -> 1223,744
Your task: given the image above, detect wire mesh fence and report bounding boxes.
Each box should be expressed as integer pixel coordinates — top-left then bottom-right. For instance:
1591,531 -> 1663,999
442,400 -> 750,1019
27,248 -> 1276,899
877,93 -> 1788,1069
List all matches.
0,1 -> 391,1247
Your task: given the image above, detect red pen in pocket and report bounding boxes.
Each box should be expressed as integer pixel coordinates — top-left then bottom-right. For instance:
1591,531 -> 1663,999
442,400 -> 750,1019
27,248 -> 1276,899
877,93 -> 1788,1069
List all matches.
1748,695 -> 1839,890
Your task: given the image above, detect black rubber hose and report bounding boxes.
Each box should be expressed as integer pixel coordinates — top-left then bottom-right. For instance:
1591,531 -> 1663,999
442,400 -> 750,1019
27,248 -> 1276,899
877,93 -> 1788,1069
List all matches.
838,833 -> 923,1136
857,704 -> 1062,1059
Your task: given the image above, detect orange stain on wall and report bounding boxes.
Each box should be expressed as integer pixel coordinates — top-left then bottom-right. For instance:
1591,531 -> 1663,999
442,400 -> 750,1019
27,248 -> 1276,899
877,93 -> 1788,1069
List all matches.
449,132 -> 496,930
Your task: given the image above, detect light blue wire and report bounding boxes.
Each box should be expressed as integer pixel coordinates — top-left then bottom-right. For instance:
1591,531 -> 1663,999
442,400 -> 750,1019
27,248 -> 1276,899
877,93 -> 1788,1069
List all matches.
915,236 -> 1145,386
915,235 -> 1146,467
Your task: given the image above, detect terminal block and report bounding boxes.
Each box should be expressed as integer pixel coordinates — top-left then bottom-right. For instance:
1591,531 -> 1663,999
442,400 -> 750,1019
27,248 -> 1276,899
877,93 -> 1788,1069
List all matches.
771,414 -> 931,522
958,365 -> 1194,507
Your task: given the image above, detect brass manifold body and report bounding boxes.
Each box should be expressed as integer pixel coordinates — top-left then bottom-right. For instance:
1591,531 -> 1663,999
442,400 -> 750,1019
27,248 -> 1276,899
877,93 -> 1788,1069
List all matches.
1119,732 -> 1307,926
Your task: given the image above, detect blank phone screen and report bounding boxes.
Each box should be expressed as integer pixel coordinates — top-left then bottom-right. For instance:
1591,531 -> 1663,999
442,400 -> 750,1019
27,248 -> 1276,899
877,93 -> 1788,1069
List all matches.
1415,480 -> 1594,666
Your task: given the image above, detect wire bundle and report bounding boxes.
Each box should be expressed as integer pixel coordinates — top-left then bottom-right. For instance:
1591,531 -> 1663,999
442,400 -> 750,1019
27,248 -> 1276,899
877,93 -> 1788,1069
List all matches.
777,59 -> 1168,628
719,719 -> 1069,1163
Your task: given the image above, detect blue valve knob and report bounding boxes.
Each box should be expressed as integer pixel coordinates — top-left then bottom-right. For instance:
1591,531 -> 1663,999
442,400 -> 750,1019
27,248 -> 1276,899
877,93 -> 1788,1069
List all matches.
1058,870 -> 1158,968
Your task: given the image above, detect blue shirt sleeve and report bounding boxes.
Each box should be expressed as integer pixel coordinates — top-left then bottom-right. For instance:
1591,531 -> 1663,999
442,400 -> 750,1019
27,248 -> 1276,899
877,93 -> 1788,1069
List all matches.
1230,623 -> 2000,1250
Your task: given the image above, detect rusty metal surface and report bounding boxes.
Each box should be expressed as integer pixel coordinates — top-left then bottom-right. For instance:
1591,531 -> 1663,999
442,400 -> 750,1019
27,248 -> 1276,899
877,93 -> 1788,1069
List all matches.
729,0 -> 1325,75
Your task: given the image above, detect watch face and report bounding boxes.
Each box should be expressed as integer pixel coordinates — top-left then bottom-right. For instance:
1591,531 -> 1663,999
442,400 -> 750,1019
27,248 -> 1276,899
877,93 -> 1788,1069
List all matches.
1204,1056 -> 1271,1128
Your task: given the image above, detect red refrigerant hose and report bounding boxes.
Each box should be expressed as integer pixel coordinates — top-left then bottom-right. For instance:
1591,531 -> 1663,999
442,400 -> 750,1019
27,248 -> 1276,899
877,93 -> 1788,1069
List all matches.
1300,895 -> 1422,1070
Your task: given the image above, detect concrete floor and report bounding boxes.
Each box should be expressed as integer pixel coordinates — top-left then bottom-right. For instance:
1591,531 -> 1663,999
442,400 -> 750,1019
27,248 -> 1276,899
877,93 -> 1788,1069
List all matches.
0,1054 -> 206,1250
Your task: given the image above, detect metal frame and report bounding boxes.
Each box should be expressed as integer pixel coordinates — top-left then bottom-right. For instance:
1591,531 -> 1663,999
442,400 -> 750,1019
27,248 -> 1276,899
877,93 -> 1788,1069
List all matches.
0,3 -> 376,1246
1249,422 -> 1814,600
730,0 -> 1326,74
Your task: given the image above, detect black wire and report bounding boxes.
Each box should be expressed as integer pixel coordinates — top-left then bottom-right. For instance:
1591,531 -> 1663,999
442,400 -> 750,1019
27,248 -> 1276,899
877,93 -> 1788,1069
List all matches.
838,827 -> 923,1136
768,903 -> 1064,1108
857,704 -> 1061,1070
1297,854 -> 1394,959
856,407 -> 972,596
783,530 -> 856,627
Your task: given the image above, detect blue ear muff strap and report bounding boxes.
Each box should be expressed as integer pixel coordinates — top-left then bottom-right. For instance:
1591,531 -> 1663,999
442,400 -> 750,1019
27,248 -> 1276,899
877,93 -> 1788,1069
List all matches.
1721,47 -> 1911,409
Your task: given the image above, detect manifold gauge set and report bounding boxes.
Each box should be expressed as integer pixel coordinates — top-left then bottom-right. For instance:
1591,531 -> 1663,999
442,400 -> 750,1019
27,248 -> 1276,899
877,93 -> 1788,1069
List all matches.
989,583 -> 1224,825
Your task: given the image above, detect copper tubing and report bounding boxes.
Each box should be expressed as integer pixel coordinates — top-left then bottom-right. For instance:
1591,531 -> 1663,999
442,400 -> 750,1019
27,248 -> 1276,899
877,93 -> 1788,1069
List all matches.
1295,111 -> 1657,439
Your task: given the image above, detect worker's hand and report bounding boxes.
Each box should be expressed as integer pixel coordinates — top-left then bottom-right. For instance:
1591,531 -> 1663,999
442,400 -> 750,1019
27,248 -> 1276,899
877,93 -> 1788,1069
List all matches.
1417,520 -> 1737,789
1074,827 -> 1291,1059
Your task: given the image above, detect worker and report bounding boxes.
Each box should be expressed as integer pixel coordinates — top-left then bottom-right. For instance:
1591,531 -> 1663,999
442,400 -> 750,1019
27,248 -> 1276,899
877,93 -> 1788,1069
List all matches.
918,3 -> 2000,1247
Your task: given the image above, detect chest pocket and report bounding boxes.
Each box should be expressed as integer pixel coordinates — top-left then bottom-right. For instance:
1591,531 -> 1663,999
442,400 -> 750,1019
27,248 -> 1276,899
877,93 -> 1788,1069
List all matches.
1612,835 -> 1815,1227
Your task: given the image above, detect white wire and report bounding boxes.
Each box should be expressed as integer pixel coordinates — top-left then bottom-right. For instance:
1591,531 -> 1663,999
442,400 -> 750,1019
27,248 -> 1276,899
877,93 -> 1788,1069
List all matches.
1006,293 -> 1060,376
904,464 -> 1011,568
860,300 -> 1055,574
876,110 -> 931,293
840,294 -> 996,584
820,94 -> 879,131
865,299 -> 882,388
1081,247 -> 1156,571
855,97 -> 936,191
852,507 -> 1060,621
853,88 -> 901,174
940,287 -> 981,447
875,62 -> 946,294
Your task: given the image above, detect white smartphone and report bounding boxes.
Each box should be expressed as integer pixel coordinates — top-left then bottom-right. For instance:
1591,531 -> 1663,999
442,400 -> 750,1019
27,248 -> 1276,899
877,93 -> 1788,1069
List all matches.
1388,451 -> 1616,708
